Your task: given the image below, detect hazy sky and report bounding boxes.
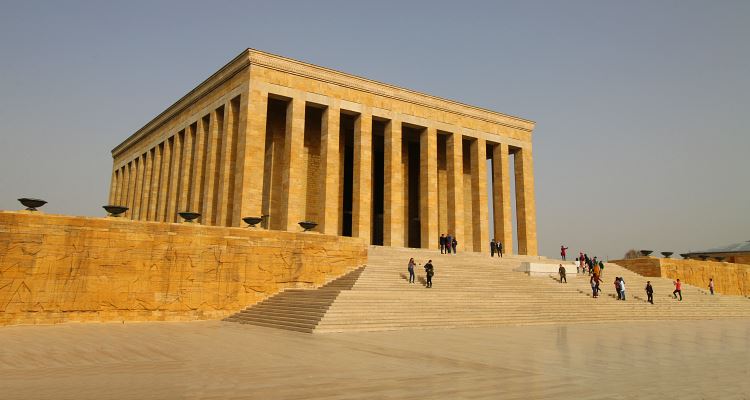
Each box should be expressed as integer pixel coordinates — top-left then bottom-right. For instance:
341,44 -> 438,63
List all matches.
1,0 -> 748,259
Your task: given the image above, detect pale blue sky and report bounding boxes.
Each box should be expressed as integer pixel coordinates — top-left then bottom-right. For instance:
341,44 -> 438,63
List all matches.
1,0 -> 748,259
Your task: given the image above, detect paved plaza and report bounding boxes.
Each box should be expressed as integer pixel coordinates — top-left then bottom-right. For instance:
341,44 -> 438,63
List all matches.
1,319 -> 748,399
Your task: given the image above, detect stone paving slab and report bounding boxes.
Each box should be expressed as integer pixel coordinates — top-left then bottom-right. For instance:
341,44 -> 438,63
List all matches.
0,319 -> 748,399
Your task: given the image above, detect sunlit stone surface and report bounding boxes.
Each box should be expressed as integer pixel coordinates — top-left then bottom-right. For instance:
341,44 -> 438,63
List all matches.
0,319 -> 747,399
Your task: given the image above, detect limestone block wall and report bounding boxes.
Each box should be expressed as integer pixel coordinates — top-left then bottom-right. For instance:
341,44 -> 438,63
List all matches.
613,257 -> 750,297
0,212 -> 367,326
609,258 -> 663,277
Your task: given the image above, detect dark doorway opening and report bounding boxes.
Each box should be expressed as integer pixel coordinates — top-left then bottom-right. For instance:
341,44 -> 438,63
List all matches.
403,126 -> 422,248
340,114 -> 355,237
371,120 -> 385,245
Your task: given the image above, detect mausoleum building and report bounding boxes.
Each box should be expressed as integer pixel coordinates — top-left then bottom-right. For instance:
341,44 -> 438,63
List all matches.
109,49 -> 538,255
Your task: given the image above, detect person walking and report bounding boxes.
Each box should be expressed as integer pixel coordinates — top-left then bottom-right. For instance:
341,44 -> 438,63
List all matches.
439,234 -> 446,254
709,278 -> 715,295
446,234 -> 453,254
645,281 -> 654,304
497,241 -> 503,258
558,264 -> 567,283
673,279 -> 683,301
424,259 -> 434,288
620,278 -> 626,301
590,275 -> 599,298
490,239 -> 496,257
599,260 -> 605,277
614,277 -> 622,300
452,237 -> 458,254
580,256 -> 586,274
407,258 -> 416,284
560,245 -> 569,261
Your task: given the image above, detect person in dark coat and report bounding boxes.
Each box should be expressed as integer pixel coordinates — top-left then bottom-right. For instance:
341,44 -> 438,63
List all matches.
645,281 -> 654,304
445,234 -> 453,254
424,260 -> 434,288
452,238 -> 458,254
590,275 -> 598,298
558,264 -> 567,283
439,234 -> 446,254
490,239 -> 496,257
497,241 -> 503,258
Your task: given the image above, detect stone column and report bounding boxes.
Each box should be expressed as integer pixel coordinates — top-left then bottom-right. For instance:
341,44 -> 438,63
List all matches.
352,110 -> 372,243
178,126 -> 194,216
470,137 -> 489,252
140,149 -> 154,221
383,118 -> 403,247
120,162 -> 130,218
166,133 -> 183,222
115,166 -> 125,206
446,131 -> 464,246
492,143 -> 513,254
157,138 -> 173,222
217,101 -> 237,227
318,101 -> 340,235
190,118 -> 208,215
230,92 -> 251,226
128,158 -> 138,219
202,112 -> 220,225
148,144 -> 163,221
280,95 -> 306,231
132,154 -> 145,220
236,86 -> 267,224
514,146 -> 538,256
420,127 -> 438,249
108,167 -> 118,205
120,164 -> 129,215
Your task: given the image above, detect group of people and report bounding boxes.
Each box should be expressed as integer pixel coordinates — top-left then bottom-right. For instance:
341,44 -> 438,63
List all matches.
407,258 -> 434,288
572,246 -> 718,304
576,251 -> 604,276
438,234 -> 458,254
614,277 -> 627,300
490,240 -> 504,258
577,249 -> 607,298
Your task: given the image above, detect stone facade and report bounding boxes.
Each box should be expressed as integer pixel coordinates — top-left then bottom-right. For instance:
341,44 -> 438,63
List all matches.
613,257 -> 750,297
0,211 -> 367,326
109,49 -> 538,254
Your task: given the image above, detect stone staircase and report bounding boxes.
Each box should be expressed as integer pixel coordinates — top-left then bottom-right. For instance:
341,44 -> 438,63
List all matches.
225,246 -> 750,333
223,266 -> 366,333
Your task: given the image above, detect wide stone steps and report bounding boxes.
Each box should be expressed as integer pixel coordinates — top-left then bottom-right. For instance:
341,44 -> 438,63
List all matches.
551,264 -> 748,307
223,266 -> 366,331
224,247 -> 750,333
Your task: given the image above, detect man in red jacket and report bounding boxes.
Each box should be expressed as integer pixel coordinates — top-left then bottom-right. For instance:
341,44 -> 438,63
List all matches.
673,279 -> 683,301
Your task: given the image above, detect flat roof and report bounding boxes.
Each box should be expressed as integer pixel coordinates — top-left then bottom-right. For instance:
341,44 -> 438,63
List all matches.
687,240 -> 750,255
112,48 -> 535,157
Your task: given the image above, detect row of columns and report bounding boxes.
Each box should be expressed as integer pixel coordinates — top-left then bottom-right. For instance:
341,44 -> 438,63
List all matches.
235,88 -> 535,255
109,95 -> 244,226
109,88 -> 537,255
